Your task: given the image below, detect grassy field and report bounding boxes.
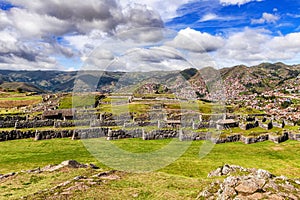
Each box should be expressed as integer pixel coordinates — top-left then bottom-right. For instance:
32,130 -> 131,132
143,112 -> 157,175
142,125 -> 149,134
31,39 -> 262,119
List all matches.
1,138 -> 300,176
0,138 -> 299,199
0,92 -> 42,110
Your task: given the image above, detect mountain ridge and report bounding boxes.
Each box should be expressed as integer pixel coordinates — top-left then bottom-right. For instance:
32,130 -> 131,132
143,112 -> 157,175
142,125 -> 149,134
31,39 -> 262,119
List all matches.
0,62 -> 299,95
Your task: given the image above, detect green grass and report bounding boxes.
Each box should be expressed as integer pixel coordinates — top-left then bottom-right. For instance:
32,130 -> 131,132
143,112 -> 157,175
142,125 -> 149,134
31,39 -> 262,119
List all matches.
0,109 -> 24,115
0,96 -> 41,101
285,125 -> 300,131
234,106 -> 265,114
0,138 -> 300,199
0,139 -> 100,174
99,100 -> 226,115
58,95 -> 73,109
0,138 -> 299,177
59,94 -> 96,109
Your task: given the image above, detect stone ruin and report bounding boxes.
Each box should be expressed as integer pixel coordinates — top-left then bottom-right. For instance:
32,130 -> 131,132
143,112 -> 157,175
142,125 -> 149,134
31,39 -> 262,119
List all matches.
0,111 -> 300,145
198,164 -> 300,200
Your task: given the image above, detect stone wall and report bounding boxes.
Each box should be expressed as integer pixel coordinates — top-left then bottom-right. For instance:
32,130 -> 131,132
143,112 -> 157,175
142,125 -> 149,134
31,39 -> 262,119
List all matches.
239,121 -> 259,130
288,132 -> 300,141
73,128 -> 109,140
179,131 -> 208,141
0,128 -> 109,142
0,130 -> 35,141
269,132 -> 289,144
35,130 -> 74,140
15,120 -> 55,129
0,121 -> 16,128
90,120 -> 118,127
1,119 -> 97,129
210,134 -> 241,144
142,129 -> 178,140
53,121 -> 75,128
0,120 -> 55,129
273,121 -> 285,129
0,115 -> 26,121
259,122 -> 273,130
107,129 -> 143,140
0,127 -> 300,145
198,122 -> 211,129
241,134 -> 269,144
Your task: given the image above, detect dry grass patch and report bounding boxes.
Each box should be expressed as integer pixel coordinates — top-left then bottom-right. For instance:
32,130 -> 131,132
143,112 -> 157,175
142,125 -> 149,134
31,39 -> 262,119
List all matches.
0,99 -> 41,108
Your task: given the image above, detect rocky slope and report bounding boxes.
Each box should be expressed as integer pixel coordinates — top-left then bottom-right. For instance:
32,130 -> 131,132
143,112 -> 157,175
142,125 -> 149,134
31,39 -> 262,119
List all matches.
198,164 -> 300,200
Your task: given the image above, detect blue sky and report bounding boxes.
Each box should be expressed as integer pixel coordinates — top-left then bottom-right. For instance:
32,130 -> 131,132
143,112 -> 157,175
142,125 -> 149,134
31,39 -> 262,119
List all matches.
167,0 -> 300,36
0,0 -> 299,71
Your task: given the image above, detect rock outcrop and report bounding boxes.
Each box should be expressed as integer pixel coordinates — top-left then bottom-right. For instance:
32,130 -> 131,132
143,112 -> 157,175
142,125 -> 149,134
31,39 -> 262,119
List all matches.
198,164 -> 300,200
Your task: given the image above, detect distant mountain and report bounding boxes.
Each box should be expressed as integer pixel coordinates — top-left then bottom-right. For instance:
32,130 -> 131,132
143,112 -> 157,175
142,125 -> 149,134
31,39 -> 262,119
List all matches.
0,70 -> 124,93
219,62 -> 300,96
0,62 -> 299,96
0,82 -> 45,93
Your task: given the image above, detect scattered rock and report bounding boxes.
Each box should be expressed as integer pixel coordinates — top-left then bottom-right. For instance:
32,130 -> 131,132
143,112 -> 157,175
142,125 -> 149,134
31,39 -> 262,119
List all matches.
41,160 -> 90,172
21,168 -> 41,174
92,170 -> 120,180
269,194 -> 285,200
89,163 -> 100,169
64,182 -> 89,192
208,164 -> 248,177
247,192 -> 265,199
73,176 -> 87,181
254,169 -> 274,179
199,164 -> 300,200
15,160 -> 121,199
132,193 -> 139,198
0,172 -> 17,180
235,179 -> 261,194
55,181 -> 72,189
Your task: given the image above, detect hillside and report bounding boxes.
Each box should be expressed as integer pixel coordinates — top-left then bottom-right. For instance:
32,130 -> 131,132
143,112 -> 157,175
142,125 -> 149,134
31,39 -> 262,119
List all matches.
0,82 -> 45,93
218,62 -> 300,97
0,62 -> 299,96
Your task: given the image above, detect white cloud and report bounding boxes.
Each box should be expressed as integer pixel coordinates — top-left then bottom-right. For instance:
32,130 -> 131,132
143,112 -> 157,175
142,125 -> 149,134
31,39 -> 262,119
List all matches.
0,1 -> 299,71
8,8 -> 70,38
217,28 -> 271,63
166,28 -> 225,53
0,0 -> 165,70
287,13 -> 300,18
199,13 -> 219,22
267,32 -> 300,54
120,0 -> 190,21
251,13 -> 280,24
220,0 -> 262,6
214,29 -> 300,67
198,13 -> 241,22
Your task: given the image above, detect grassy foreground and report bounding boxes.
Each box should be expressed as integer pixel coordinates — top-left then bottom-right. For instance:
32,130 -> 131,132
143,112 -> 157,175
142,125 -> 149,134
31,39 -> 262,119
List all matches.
0,138 -> 300,199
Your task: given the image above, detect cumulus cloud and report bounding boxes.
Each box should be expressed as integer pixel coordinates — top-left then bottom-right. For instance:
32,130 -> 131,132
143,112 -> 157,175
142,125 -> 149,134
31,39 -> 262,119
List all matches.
120,0 -> 190,21
166,28 -> 225,53
267,32 -> 300,58
214,28 -> 300,67
217,28 -> 270,63
220,0 -> 262,6
83,43 -> 194,72
0,28 -> 65,70
0,0 -> 299,71
0,0 -> 165,70
9,0 -> 123,34
251,13 -> 280,24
